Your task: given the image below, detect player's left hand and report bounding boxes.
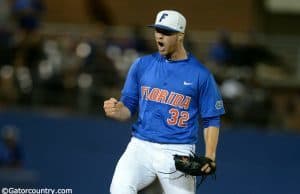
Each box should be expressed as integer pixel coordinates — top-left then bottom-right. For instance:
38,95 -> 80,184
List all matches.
201,160 -> 216,174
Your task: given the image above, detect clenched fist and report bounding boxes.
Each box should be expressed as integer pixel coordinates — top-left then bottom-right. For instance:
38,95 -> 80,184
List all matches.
103,98 -> 131,121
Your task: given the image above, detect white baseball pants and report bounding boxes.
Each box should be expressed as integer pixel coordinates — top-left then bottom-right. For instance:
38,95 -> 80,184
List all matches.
110,137 -> 196,194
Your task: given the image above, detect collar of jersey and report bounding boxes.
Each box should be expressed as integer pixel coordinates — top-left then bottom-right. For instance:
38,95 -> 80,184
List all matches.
161,52 -> 191,63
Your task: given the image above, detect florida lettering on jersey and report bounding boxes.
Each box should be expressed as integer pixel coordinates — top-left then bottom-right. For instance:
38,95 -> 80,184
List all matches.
141,86 -> 191,110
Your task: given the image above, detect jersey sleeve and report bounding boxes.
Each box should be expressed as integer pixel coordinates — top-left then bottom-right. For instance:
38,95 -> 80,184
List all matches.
198,73 -> 225,118
120,58 -> 140,115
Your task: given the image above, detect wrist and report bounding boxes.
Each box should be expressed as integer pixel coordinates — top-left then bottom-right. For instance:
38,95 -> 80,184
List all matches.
205,153 -> 216,161
116,106 -> 131,121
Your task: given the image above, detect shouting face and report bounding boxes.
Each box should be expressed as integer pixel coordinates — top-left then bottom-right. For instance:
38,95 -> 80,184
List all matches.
154,28 -> 183,59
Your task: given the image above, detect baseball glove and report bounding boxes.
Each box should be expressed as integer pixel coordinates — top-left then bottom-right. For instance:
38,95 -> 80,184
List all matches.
174,154 -> 216,184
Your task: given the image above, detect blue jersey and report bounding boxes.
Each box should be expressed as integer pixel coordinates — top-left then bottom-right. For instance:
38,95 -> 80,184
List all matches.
120,53 -> 225,144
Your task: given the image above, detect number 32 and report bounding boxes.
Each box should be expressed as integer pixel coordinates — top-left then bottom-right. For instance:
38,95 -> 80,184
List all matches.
167,108 -> 189,127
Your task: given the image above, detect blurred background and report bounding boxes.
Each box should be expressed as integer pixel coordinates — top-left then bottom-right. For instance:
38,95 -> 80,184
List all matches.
0,0 -> 300,193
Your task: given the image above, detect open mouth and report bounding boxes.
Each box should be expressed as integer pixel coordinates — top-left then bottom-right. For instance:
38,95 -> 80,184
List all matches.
158,41 -> 164,47
157,41 -> 165,51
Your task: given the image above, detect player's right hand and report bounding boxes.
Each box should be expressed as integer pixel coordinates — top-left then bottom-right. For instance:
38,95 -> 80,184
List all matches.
103,98 -> 124,119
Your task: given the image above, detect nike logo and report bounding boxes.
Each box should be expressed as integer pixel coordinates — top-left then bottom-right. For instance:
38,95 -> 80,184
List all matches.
183,81 -> 192,85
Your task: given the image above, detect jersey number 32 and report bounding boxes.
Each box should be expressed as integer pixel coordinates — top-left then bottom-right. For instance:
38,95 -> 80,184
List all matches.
167,108 -> 189,127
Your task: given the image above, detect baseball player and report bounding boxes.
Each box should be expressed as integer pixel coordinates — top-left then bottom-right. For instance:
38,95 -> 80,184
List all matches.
103,10 -> 225,194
